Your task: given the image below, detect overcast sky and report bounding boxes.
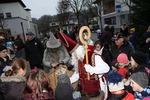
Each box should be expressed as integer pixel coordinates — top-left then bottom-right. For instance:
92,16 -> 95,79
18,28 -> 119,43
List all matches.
22,0 -> 59,19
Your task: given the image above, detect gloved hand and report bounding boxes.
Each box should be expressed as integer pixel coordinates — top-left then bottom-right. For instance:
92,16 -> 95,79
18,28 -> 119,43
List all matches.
84,64 -> 94,75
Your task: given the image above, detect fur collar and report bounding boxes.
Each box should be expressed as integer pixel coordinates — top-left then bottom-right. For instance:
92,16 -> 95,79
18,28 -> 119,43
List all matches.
0,74 -> 26,82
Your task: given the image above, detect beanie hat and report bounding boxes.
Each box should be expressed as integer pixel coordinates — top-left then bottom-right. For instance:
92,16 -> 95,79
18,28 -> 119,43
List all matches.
108,71 -> 124,92
131,51 -> 148,65
57,74 -> 71,85
0,44 -> 7,52
117,53 -> 128,64
130,72 -> 149,88
55,83 -> 73,100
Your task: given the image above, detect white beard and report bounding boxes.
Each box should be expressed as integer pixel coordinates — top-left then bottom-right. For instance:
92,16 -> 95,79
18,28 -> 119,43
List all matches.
71,45 -> 85,72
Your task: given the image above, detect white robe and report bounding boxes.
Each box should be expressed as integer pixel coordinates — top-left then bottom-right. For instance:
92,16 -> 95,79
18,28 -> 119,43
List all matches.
70,54 -> 110,100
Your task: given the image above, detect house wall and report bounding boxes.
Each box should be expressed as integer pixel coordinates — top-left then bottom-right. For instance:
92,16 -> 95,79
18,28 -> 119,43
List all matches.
0,2 -> 38,41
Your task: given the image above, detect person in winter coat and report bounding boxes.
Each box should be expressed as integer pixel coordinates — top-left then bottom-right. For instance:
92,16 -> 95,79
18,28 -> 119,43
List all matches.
130,50 -> 149,75
0,58 -> 27,100
14,40 -> 26,59
23,69 -> 55,100
25,32 -> 44,69
130,72 -> 150,99
108,71 -> 134,100
110,33 -> 134,61
0,44 -> 12,75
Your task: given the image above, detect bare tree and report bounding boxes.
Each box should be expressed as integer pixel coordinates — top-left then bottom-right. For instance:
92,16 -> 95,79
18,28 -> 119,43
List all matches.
80,0 -> 97,25
69,0 -> 86,26
121,0 -> 133,26
37,15 -> 52,35
93,0 -> 103,31
57,0 -> 70,29
0,6 -> 8,37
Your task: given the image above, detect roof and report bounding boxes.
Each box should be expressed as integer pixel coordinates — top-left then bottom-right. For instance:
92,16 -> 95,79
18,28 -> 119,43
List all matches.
0,0 -> 26,8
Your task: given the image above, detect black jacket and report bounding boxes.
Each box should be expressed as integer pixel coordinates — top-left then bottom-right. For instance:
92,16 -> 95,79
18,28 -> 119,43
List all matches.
110,41 -> 134,61
0,74 -> 26,100
25,37 -> 44,68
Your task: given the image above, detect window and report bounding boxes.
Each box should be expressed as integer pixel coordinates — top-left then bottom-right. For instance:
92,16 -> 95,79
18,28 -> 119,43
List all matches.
104,16 -> 116,25
0,13 -> 4,19
6,12 -> 12,18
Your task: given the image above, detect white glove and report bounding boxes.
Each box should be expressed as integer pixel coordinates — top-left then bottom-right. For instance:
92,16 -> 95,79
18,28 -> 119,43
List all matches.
84,64 -> 94,75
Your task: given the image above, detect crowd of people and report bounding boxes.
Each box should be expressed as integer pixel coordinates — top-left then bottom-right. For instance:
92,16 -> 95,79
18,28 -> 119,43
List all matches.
0,24 -> 149,100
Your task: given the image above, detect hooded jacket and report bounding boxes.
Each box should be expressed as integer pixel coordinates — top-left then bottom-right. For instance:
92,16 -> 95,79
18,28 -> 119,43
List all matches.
0,74 -> 26,100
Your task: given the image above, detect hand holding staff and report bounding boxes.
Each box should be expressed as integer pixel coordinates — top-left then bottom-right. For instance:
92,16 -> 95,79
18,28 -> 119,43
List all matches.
79,26 -> 91,80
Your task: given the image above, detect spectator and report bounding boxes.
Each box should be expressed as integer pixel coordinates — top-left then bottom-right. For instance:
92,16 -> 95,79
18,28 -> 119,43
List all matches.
100,25 -> 112,50
117,53 -> 130,83
14,40 -> 26,59
94,40 -> 111,66
130,72 -> 150,99
0,58 -> 27,100
130,50 -> 149,73
55,74 -> 74,100
43,33 -> 70,72
23,69 -> 55,100
128,28 -> 137,49
110,33 -> 134,61
140,26 -> 150,61
25,32 -> 44,69
120,23 -> 129,37
0,44 -> 12,75
117,53 -> 133,94
15,35 -> 23,43
108,71 -> 134,100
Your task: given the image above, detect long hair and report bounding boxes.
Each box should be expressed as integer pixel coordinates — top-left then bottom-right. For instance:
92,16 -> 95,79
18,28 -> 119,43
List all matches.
5,58 -> 26,76
24,69 -> 53,96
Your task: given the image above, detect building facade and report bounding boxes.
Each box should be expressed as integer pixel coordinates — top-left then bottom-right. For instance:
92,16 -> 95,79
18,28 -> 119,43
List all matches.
0,0 -> 38,41
93,0 -> 129,29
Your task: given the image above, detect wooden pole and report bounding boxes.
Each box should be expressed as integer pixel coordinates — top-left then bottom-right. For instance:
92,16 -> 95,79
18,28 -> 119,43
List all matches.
79,26 -> 91,80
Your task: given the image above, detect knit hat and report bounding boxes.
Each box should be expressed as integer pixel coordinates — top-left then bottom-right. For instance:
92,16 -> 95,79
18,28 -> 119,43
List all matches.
117,53 -> 129,64
57,74 -> 71,85
131,51 -> 148,65
0,44 -> 7,52
46,33 -> 61,48
130,72 -> 149,88
108,71 -> 124,92
55,83 -> 73,100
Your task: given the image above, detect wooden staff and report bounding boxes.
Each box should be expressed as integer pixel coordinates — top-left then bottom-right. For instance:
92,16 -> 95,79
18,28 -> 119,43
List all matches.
79,26 -> 91,80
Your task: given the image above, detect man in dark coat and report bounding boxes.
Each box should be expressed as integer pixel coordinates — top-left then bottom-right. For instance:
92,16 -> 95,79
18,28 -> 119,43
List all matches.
25,32 -> 44,69
110,33 -> 134,61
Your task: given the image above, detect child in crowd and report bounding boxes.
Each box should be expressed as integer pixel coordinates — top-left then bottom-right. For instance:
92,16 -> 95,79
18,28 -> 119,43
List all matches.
107,71 -> 134,100
117,53 -> 130,84
130,72 -> 150,99
94,40 -> 111,66
0,58 -> 26,100
23,69 -> 55,100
